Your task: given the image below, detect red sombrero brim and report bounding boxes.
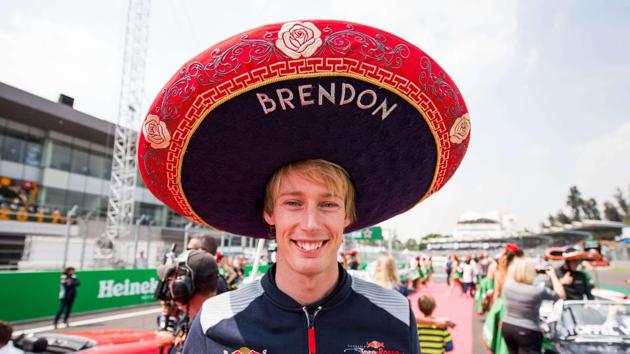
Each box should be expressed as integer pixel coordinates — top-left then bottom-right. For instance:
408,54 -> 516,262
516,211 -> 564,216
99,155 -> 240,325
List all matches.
138,20 -> 470,238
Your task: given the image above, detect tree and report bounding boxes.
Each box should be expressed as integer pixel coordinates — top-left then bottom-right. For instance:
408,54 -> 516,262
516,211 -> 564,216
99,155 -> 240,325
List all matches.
405,238 -> 418,250
566,186 -> 584,221
582,198 -> 601,220
603,202 -> 622,222
548,214 -> 557,226
614,187 -> 629,221
556,210 -> 572,224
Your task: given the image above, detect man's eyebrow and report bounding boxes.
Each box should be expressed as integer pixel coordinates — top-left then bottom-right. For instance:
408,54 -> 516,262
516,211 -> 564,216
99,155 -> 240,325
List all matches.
278,191 -> 341,198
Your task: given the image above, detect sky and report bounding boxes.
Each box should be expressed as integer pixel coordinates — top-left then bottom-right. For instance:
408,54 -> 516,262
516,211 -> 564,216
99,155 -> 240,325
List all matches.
1,0 -> 629,240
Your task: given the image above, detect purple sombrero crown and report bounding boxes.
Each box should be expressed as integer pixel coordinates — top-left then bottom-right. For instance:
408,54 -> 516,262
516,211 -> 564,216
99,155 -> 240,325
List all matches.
138,20 -> 471,238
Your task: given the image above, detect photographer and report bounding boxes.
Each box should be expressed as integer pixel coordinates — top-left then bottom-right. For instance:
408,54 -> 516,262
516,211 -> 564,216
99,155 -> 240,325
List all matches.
156,250 -> 218,354
501,257 -> 565,354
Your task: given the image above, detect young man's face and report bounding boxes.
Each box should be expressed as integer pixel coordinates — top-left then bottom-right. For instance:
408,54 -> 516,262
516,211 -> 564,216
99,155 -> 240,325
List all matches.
264,171 -> 350,277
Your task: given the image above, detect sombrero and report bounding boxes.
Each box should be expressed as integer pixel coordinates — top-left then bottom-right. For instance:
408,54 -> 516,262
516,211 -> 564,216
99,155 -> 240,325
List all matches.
561,247 -> 603,262
138,20 -> 470,238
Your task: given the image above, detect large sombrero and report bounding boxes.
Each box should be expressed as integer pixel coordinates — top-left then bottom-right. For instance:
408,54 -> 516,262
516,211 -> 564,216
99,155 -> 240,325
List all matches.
138,20 -> 470,238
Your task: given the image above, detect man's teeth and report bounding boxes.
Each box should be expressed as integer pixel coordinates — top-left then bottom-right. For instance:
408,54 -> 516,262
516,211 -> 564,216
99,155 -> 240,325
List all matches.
296,241 -> 324,251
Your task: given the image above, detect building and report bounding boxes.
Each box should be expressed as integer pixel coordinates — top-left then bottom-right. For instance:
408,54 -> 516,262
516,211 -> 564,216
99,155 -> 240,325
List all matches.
0,81 -> 244,270
452,211 -> 517,241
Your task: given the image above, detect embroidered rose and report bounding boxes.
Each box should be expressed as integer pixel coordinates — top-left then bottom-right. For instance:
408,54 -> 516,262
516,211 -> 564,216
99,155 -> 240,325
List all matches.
275,21 -> 322,59
450,113 -> 471,144
143,114 -> 171,149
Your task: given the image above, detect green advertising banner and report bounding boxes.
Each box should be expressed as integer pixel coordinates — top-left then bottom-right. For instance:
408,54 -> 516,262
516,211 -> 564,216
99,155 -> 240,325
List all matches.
0,269 -> 158,323
346,226 -> 383,240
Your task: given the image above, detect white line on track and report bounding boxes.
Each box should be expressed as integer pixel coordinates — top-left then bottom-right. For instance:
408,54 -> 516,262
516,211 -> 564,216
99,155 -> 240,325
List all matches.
15,307 -> 162,335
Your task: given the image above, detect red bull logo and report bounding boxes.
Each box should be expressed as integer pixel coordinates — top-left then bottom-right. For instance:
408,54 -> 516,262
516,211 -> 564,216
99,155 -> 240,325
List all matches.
366,341 -> 384,348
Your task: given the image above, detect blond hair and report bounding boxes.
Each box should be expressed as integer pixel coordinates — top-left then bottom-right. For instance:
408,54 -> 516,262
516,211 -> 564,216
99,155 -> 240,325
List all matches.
507,256 -> 536,285
372,254 -> 400,289
418,294 -> 436,317
263,159 -> 356,224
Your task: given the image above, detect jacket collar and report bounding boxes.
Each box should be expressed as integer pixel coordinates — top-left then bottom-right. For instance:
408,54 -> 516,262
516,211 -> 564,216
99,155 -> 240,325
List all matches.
261,263 -> 352,311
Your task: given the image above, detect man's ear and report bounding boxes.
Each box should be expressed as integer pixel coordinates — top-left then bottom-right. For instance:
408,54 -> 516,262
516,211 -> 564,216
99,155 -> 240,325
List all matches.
263,211 -> 274,225
344,216 -> 351,228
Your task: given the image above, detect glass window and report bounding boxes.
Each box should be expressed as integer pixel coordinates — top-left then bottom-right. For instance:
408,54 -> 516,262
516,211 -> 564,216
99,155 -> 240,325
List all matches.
88,153 -> 112,179
71,148 -> 90,175
43,188 -> 66,209
50,142 -> 72,171
65,190 -> 84,209
24,141 -> 43,167
103,156 -> 112,179
83,193 -> 101,213
2,134 -> 25,163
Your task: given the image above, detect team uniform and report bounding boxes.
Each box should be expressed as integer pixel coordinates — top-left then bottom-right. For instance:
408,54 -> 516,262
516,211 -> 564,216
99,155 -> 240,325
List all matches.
184,264 -> 420,354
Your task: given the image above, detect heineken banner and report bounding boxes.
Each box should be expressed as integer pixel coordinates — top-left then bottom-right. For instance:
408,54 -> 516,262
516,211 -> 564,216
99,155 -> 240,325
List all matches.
0,269 -> 158,323
346,226 -> 383,240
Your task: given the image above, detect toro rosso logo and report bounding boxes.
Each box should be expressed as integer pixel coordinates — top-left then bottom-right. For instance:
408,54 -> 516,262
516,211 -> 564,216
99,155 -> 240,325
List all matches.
344,340 -> 402,354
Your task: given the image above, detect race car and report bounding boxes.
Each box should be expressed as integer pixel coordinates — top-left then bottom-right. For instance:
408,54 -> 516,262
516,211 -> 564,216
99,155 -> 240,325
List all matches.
542,300 -> 629,354
13,328 -> 166,354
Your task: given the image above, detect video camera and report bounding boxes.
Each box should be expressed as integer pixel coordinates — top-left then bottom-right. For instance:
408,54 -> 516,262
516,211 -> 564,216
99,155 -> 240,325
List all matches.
154,243 -> 177,302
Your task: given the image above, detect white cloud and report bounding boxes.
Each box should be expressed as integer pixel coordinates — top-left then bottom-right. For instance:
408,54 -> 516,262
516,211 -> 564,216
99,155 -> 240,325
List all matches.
574,122 -> 630,203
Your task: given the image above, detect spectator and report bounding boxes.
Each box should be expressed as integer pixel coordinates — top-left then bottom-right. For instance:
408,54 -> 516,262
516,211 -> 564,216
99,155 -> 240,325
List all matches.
461,256 -> 476,298
556,248 -> 595,300
501,257 -> 565,354
187,235 -> 228,294
0,321 -> 22,354
445,255 -> 453,286
417,295 -> 453,354
136,249 -> 148,268
372,254 -> 407,296
53,267 -> 80,328
187,234 -> 218,255
492,243 -> 523,301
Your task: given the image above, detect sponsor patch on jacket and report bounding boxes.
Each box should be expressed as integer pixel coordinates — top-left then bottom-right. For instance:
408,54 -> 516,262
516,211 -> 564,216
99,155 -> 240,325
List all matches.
344,340 -> 402,353
224,348 -> 267,354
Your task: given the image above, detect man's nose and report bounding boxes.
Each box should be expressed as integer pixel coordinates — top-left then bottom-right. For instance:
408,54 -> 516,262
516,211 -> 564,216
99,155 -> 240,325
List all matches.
301,204 -> 321,231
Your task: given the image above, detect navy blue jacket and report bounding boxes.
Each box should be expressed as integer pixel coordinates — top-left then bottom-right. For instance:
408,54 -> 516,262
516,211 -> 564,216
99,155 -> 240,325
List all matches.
184,264 -> 420,353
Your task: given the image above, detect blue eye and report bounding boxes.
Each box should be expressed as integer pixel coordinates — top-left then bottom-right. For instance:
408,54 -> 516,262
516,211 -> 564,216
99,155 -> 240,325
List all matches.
284,200 -> 302,207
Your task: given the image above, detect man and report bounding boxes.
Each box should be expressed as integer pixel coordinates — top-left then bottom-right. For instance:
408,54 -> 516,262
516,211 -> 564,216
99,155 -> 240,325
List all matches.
185,160 -> 420,353
137,20 -> 471,354
156,250 -> 219,354
0,321 -> 22,354
556,248 -> 594,300
187,235 -> 229,294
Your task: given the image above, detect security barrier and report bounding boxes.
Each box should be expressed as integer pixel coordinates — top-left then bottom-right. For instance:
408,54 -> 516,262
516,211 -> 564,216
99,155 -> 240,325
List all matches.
0,269 -> 158,323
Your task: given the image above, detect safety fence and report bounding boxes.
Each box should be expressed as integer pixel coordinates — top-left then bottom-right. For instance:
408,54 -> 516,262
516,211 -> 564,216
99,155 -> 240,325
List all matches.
0,268 -> 158,323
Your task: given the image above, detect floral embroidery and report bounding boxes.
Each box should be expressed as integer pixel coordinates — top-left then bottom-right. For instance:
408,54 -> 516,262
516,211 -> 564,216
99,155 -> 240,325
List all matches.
450,113 -> 471,144
143,114 -> 171,149
275,21 -> 322,59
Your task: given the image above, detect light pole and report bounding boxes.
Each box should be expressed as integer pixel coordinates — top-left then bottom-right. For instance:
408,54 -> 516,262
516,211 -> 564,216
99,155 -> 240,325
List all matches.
133,214 -> 147,268
184,222 -> 193,250
145,218 -> 155,267
61,205 -> 78,269
79,210 -> 95,269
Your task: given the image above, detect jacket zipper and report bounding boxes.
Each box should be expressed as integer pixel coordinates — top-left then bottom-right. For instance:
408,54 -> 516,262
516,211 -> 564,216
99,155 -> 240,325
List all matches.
302,306 -> 322,354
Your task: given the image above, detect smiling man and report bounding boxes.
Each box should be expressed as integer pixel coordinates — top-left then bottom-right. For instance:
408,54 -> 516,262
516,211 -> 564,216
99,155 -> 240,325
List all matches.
138,20 -> 471,354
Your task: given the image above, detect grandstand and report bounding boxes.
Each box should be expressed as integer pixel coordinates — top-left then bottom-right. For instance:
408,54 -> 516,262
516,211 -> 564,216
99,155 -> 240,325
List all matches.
0,81 -> 244,270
